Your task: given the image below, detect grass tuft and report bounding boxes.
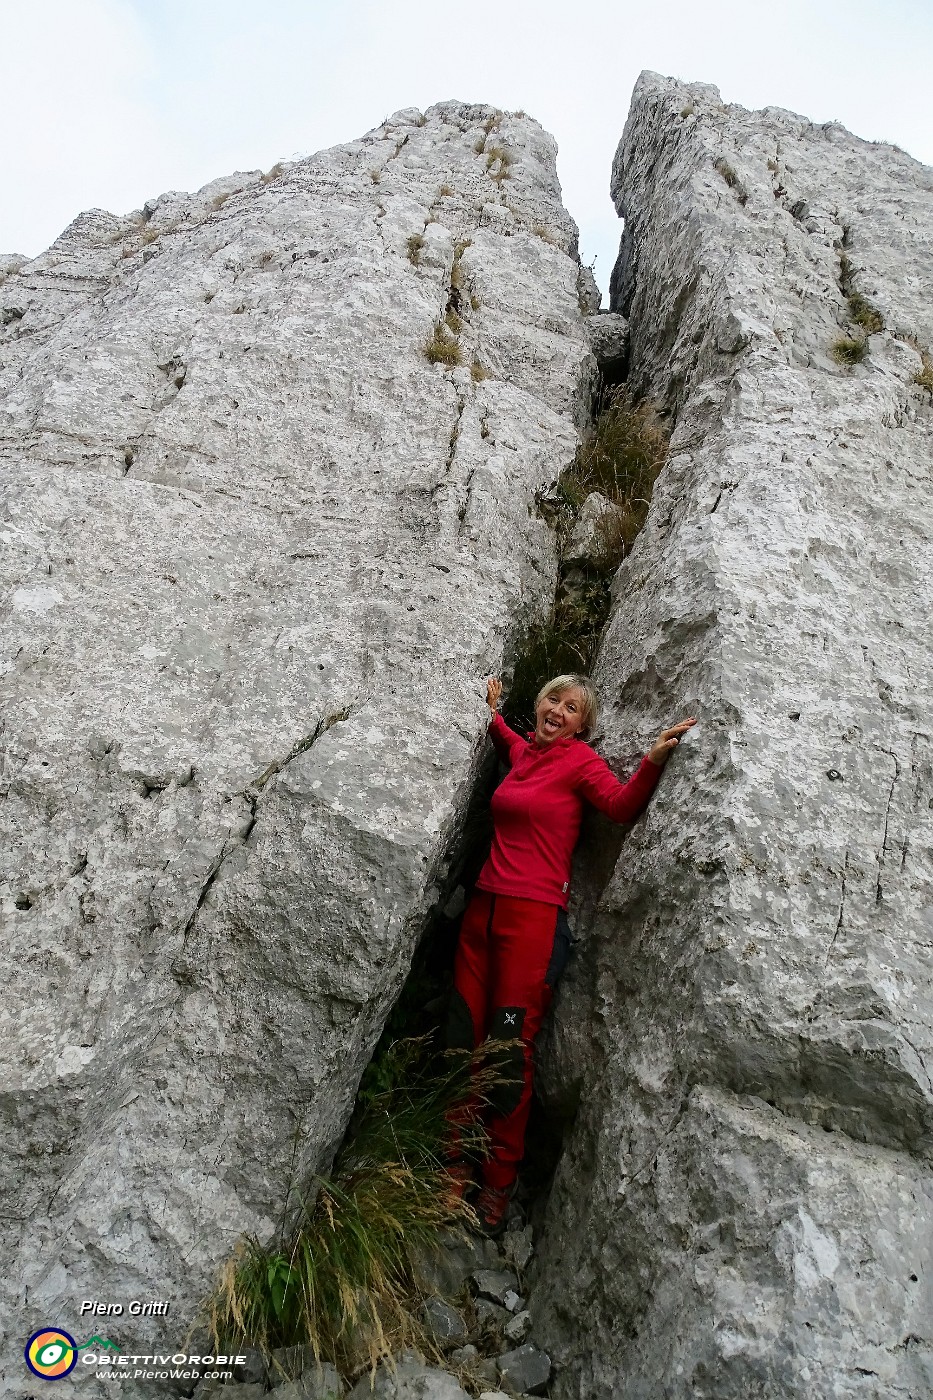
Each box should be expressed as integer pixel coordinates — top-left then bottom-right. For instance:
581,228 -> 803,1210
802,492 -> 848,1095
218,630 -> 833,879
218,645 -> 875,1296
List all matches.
547,390 -> 668,558
424,322 -> 461,367
485,146 -> 512,183
473,136 -> 487,155
714,157 -> 748,205
437,184 -> 454,198
831,335 -> 868,366
369,169 -> 382,185
406,232 -> 425,266
206,1039 -> 498,1376
444,308 -> 462,336
914,350 -> 933,394
470,358 -> 490,383
847,293 -> 884,334
210,192 -> 232,211
507,392 -> 668,732
470,293 -> 481,312
262,163 -> 285,185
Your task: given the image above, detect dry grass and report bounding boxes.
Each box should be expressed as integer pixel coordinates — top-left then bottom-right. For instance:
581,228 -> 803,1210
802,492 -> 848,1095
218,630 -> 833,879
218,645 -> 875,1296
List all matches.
914,349 -> 933,394
470,293 -> 481,312
847,293 -> 884,334
548,389 -> 668,561
470,359 -> 490,383
206,1039 -> 498,1380
444,307 -> 462,336
262,163 -> 284,185
831,335 -> 868,366
210,192 -> 232,211
485,146 -> 512,183
369,169 -> 382,185
714,157 -> 748,205
437,184 -> 454,198
424,322 -> 461,367
532,224 -> 559,247
473,136 -> 487,155
681,104 -> 695,119
406,232 -> 425,266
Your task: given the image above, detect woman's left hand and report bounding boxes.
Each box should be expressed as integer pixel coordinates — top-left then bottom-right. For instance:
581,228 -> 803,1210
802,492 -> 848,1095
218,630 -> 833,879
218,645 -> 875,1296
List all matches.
648,717 -> 697,766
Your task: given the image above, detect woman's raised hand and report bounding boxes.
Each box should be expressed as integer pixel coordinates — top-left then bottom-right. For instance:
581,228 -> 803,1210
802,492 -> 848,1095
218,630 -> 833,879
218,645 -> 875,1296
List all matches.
487,676 -> 503,714
648,717 -> 697,766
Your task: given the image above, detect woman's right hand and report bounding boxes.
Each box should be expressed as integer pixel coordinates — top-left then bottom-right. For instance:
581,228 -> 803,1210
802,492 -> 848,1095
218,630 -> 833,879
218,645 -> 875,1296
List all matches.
487,677 -> 503,714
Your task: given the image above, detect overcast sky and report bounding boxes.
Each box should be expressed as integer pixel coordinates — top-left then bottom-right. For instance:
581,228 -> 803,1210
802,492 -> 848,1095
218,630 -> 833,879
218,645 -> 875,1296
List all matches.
3,0 -> 931,300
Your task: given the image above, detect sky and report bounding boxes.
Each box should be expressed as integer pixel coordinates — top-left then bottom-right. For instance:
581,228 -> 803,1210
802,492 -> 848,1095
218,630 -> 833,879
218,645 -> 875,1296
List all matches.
3,0 -> 932,302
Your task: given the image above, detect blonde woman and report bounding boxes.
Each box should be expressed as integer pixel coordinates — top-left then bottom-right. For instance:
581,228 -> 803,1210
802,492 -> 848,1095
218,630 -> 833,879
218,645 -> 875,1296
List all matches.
445,673 -> 695,1232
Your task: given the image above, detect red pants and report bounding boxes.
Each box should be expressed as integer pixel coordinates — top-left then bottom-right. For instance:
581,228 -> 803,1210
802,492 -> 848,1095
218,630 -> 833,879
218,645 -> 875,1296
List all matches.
445,890 -> 570,1192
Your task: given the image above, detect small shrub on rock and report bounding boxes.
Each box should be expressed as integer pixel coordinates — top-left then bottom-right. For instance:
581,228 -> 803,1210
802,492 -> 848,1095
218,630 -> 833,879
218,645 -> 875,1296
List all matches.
424,322 -> 461,367
831,335 -> 868,366
847,293 -> 884,334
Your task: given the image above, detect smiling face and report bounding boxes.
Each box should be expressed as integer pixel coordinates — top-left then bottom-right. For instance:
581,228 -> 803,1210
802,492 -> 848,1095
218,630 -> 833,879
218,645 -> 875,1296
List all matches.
534,685 -> 588,745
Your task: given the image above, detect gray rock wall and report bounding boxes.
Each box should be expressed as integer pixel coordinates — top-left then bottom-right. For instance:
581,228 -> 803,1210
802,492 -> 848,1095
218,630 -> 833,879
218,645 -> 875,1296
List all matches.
534,74 -> 933,1398
0,102 -> 593,1382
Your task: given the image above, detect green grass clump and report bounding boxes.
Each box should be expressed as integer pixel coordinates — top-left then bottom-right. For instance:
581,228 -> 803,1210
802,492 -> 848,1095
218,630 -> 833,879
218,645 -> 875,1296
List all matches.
831,335 -> 868,366
208,1038 -> 495,1376
847,293 -> 884,334
505,391 -> 668,732
548,390 -> 668,562
424,322 -> 461,367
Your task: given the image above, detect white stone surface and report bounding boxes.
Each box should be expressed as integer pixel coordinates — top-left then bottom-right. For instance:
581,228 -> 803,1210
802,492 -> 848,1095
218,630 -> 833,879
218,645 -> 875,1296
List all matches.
0,101 -> 592,1383
535,72 -> 933,1399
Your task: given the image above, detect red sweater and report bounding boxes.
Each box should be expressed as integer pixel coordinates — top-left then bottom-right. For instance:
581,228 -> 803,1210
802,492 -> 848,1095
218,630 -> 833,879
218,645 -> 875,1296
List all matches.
475,712 -> 661,908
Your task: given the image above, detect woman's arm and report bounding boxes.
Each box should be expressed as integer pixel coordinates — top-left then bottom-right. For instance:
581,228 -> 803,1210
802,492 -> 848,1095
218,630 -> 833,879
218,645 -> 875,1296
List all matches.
576,748 -> 661,822
486,676 -> 525,765
576,718 -> 696,822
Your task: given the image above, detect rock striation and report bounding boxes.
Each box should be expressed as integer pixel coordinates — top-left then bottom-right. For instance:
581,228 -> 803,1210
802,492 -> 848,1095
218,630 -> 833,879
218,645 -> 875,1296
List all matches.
533,74 -> 933,1398
0,102 -> 594,1385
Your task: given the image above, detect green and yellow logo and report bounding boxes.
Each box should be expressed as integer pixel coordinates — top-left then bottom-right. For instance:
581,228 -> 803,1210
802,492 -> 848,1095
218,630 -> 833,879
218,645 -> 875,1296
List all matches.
25,1328 -> 120,1380
24,1330 -> 78,1380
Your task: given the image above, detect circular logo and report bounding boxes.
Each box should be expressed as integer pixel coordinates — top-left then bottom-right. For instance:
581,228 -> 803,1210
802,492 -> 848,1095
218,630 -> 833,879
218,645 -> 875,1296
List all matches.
25,1329 -> 79,1380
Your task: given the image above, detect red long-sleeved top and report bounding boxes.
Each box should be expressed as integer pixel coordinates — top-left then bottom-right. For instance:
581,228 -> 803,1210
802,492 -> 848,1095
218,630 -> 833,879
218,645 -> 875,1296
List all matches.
475,712 -> 661,909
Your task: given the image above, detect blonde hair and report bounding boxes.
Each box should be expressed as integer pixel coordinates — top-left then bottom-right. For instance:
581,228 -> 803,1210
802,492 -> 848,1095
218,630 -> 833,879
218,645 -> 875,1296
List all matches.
535,674 -> 599,739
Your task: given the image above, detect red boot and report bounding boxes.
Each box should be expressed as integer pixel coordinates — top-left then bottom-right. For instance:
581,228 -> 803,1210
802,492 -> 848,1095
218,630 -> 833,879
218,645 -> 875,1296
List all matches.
474,1182 -> 513,1236
444,1159 -> 475,1203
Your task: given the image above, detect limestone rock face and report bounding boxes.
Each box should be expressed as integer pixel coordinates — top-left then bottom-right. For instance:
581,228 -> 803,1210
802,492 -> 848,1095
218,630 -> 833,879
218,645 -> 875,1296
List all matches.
0,102 -> 592,1378
534,74 -> 933,1398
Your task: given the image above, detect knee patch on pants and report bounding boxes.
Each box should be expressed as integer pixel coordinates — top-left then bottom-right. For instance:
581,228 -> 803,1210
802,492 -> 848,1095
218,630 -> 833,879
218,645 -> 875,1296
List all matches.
486,1005 -> 526,1119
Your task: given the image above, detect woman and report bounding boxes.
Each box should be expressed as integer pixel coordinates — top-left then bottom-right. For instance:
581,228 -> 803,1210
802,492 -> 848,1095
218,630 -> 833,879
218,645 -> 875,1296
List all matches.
445,673 -> 696,1233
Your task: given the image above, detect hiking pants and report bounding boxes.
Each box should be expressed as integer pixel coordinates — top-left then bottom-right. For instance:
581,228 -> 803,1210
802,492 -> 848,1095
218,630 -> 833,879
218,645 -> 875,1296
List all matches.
445,890 -> 571,1192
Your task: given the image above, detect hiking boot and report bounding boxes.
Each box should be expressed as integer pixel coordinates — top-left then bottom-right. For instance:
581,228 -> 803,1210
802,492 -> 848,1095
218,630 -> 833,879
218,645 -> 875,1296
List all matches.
474,1182 -> 513,1236
444,1159 -> 475,1202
